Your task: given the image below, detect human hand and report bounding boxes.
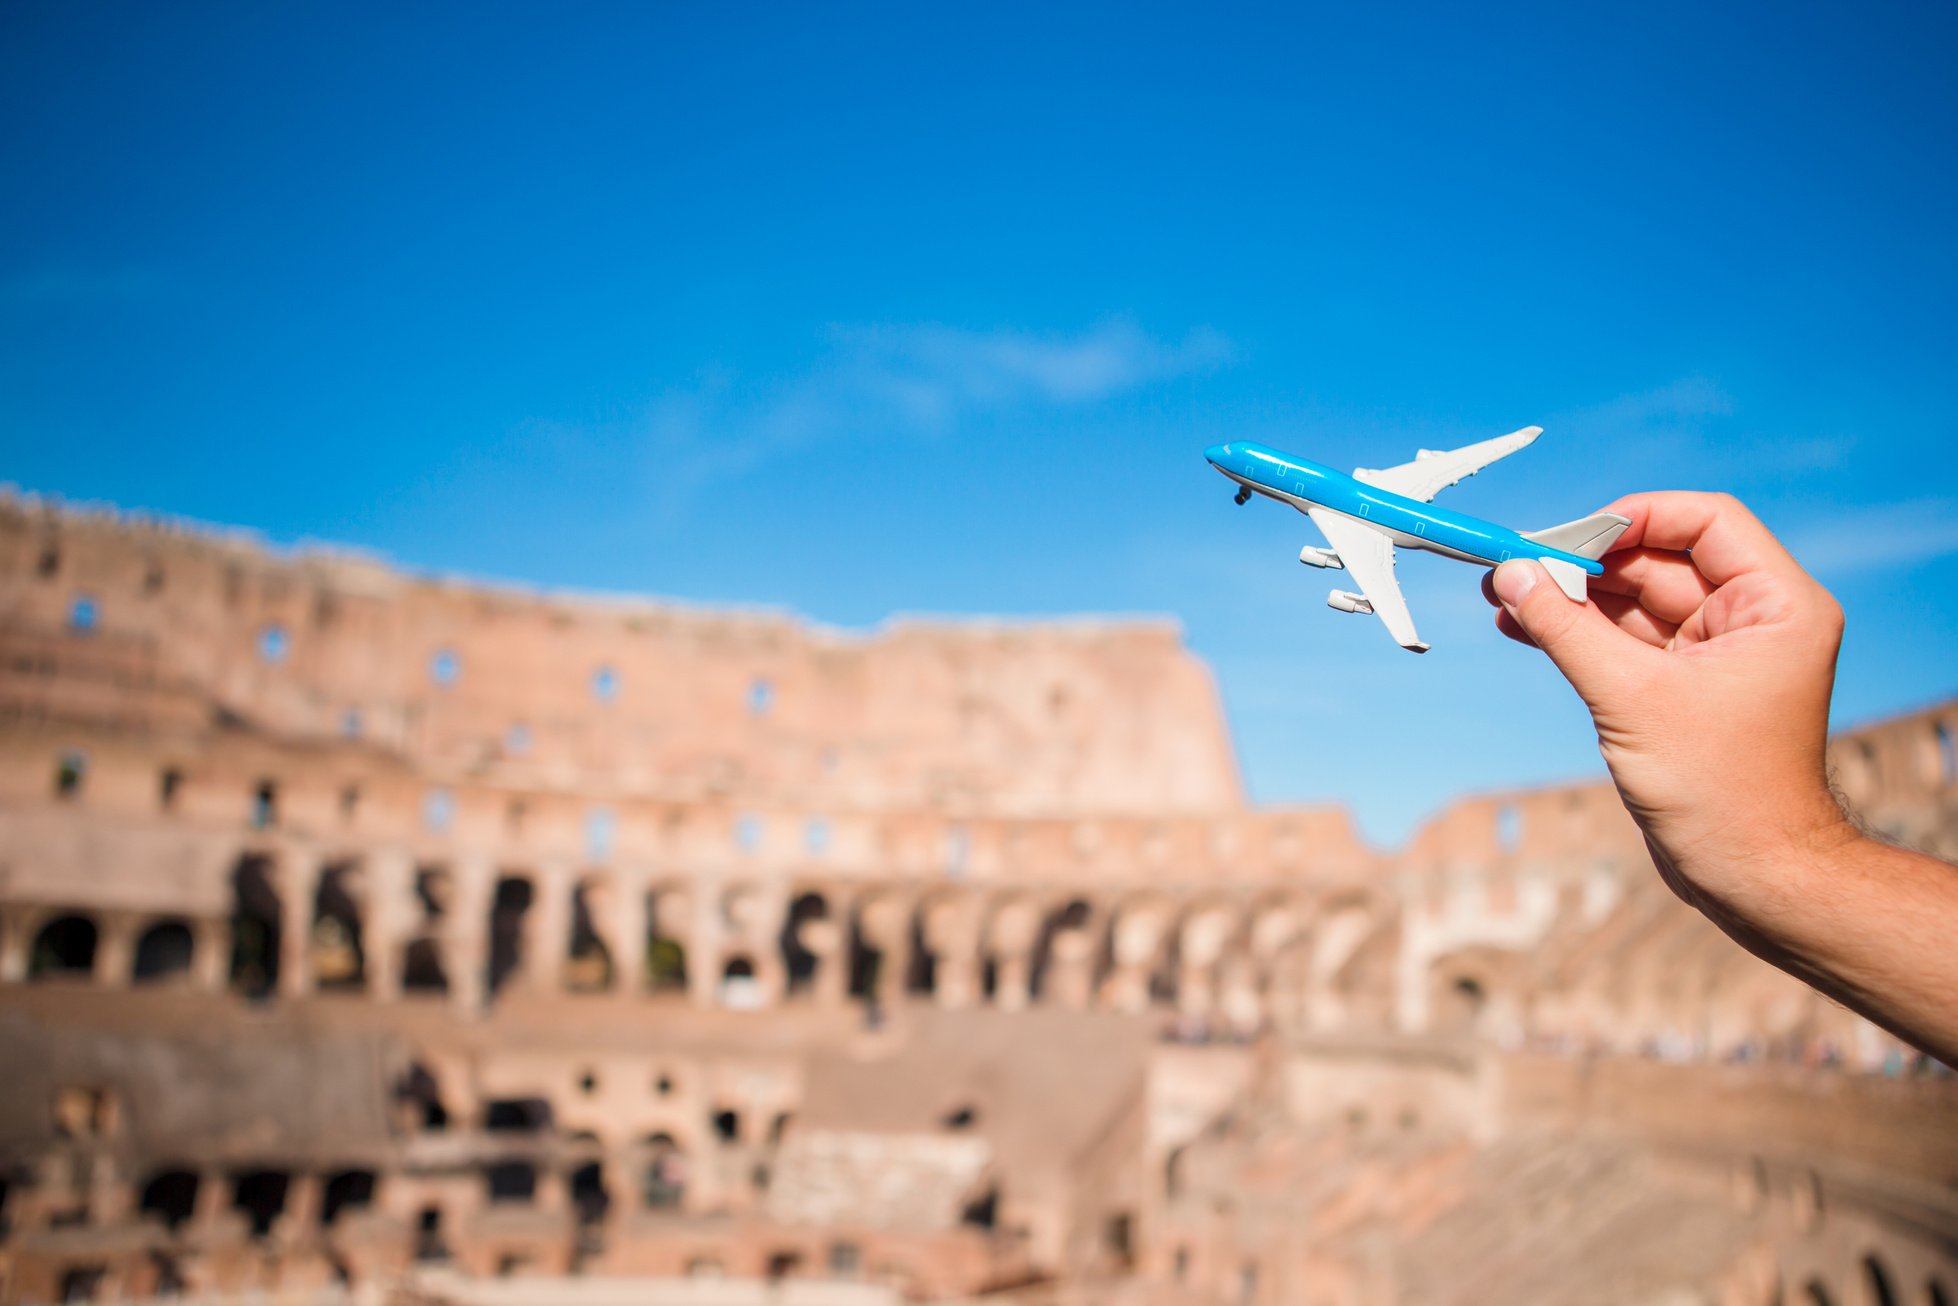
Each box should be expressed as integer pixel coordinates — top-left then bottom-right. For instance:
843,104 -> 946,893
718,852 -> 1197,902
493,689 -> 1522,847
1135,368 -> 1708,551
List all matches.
1482,492 -> 1855,935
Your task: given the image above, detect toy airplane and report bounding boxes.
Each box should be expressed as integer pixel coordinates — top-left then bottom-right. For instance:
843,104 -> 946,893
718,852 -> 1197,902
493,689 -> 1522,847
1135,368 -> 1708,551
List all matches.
1204,427 -> 1630,653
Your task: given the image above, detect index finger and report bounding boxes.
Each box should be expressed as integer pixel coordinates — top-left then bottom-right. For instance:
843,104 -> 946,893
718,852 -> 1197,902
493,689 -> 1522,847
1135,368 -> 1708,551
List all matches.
1597,491 -> 1810,588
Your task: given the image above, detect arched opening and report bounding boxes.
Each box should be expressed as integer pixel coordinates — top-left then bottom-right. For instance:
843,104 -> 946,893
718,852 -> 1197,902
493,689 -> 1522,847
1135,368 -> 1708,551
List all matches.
250,779 -> 279,830
1937,722 -> 1957,785
485,1161 -> 537,1204
484,1098 -> 553,1133
312,864 -> 365,991
647,890 -> 689,993
402,938 -> 448,994
30,915 -> 97,979
231,1170 -> 290,1238
905,906 -> 938,997
780,892 -> 828,995
712,1108 -> 741,1145
228,855 -> 281,997
1028,899 -> 1093,1002
132,920 -> 194,983
567,881 -> 614,993
1927,1277 -> 1952,1306
1438,972 -> 1488,1035
321,1170 -> 376,1227
847,911 -> 884,1003
395,1060 -> 449,1131
569,1161 -> 609,1226
720,955 -> 760,1009
1805,1281 -> 1836,1306
1862,1256 -> 1897,1306
487,876 -> 533,999
959,1184 -> 998,1229
138,1169 -> 199,1232
415,1205 -> 449,1262
643,1133 -> 686,1209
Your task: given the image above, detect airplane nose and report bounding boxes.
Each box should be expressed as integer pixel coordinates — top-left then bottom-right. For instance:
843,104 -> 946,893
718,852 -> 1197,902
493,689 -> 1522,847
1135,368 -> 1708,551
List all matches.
1204,443 -> 1233,466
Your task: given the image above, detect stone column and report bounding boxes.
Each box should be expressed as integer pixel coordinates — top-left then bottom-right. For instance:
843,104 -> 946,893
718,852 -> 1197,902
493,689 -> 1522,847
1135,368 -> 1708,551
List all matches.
93,912 -> 138,987
363,848 -> 414,1002
923,897 -> 981,1010
276,1172 -> 324,1244
993,950 -> 1033,1011
0,909 -> 30,983
610,872 -> 648,999
278,848 -> 324,1000
526,862 -> 571,995
190,918 -> 230,992
806,916 -> 848,1006
447,856 -> 493,1013
688,881 -> 724,1009
986,899 -> 1042,1012
1047,927 -> 1097,1010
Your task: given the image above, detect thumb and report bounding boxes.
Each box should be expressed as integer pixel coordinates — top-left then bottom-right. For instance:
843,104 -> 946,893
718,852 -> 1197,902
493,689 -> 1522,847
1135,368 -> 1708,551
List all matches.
1491,560 -> 1646,704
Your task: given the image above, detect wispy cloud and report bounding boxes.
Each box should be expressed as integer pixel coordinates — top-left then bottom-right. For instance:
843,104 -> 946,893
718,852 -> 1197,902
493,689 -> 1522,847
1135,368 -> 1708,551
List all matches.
1547,376 -> 1853,485
1785,498 -> 1958,576
529,321 -> 1232,517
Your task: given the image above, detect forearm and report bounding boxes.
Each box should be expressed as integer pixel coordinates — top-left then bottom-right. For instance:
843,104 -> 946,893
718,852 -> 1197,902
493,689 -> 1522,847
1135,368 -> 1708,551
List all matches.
1698,826 -> 1958,1066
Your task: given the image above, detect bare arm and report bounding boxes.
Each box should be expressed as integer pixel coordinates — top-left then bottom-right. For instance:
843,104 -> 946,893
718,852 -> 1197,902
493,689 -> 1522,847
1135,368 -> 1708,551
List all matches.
1483,491 -> 1958,1066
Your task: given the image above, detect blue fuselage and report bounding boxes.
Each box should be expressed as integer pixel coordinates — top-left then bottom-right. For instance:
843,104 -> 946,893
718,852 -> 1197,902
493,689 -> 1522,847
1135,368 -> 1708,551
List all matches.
1204,441 -> 1604,574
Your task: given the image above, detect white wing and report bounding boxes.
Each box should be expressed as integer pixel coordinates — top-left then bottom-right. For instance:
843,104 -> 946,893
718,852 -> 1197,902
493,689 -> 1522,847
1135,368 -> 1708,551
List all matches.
1307,508 -> 1428,653
1352,425 -> 1542,504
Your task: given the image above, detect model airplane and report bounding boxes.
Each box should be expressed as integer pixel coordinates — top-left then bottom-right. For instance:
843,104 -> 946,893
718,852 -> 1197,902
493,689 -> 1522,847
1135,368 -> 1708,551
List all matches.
1204,427 -> 1629,653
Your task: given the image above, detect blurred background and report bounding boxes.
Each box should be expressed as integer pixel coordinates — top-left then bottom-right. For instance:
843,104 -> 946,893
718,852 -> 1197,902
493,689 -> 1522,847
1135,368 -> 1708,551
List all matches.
1,4 -> 1955,1305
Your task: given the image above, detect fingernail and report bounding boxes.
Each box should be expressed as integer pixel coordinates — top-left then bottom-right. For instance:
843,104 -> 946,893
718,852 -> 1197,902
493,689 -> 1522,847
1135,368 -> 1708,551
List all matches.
1493,560 -> 1537,609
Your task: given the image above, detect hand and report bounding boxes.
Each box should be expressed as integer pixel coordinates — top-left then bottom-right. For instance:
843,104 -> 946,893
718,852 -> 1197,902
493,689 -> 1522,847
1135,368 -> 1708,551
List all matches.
1481,492 -> 1853,934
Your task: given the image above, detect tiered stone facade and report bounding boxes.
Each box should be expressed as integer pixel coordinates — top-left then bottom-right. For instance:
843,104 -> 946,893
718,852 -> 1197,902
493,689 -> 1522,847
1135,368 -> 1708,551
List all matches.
0,491 -> 1952,1306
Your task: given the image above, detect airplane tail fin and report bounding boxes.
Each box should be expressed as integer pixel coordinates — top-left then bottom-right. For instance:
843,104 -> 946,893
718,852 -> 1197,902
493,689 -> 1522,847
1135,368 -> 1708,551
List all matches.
1537,556 -> 1590,602
1520,512 -> 1633,561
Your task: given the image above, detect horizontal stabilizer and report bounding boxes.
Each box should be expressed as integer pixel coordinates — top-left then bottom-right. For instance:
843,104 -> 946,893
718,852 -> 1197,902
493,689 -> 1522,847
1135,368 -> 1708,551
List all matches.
1520,512 -> 1632,561
1538,556 -> 1589,602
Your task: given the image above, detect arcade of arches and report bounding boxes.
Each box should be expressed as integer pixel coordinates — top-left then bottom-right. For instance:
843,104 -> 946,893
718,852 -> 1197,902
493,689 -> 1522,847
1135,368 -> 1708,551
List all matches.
0,497 -> 1954,1305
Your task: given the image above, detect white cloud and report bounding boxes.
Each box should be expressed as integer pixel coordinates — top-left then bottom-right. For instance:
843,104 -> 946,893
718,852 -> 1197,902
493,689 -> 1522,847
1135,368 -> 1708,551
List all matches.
601,321 -> 1231,515
1785,498 -> 1958,575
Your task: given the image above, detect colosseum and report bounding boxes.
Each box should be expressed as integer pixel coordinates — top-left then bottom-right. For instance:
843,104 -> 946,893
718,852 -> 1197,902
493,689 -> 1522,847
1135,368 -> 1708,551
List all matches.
0,489 -> 1952,1306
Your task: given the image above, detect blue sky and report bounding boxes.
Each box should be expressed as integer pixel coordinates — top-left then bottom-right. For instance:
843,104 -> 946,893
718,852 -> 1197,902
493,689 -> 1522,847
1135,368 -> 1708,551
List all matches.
3,2 -> 1955,842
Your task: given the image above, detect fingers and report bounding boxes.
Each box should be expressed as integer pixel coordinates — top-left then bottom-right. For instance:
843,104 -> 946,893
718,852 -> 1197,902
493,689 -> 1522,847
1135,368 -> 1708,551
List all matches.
1489,560 -> 1659,706
1592,548 -> 1716,627
1598,492 -> 1809,588
1485,569 -> 1678,648
1592,591 -> 1678,647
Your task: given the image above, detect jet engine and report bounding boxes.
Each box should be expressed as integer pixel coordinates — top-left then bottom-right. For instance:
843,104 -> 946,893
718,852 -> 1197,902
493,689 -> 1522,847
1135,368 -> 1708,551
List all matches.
1297,546 -> 1343,569
1327,589 -> 1373,614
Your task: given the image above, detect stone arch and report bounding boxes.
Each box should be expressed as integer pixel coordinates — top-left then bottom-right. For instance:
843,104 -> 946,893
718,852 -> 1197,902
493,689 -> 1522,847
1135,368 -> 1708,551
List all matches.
228,854 -> 282,997
1028,898 -> 1095,1006
903,900 -> 938,997
138,1168 -> 200,1232
917,891 -> 983,1007
982,894 -> 1044,1009
779,891 -> 831,996
29,913 -> 97,980
1312,892 -> 1399,1031
567,875 -> 615,993
850,892 -> 910,1006
487,874 -> 534,999
1170,897 -> 1244,1018
646,885 -> 691,994
642,1131 -> 687,1209
132,919 -> 194,984
312,861 -> 366,991
1103,894 -> 1174,1012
